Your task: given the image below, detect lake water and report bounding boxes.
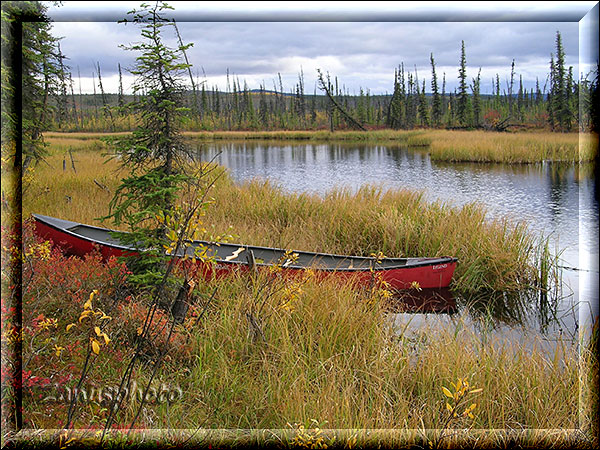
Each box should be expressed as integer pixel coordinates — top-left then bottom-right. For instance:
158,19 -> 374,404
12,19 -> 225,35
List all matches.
193,140 -> 599,351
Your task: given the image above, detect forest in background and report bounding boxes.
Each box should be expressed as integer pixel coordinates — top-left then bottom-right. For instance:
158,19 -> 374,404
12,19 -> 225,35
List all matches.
44,31 -> 600,135
3,1 -> 598,152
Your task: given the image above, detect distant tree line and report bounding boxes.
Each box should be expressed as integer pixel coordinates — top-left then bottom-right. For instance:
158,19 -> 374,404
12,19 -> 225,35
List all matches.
44,30 -> 596,134
2,2 -> 597,143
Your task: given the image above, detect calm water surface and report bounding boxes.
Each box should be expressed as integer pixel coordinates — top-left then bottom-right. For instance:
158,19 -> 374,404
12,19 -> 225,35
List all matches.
193,140 -> 599,351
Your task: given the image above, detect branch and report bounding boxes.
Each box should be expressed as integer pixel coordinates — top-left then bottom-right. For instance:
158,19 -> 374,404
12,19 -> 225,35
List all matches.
316,69 -> 366,131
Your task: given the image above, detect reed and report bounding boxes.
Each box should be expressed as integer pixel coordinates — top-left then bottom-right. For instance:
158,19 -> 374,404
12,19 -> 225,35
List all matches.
24,141 -> 119,226
44,129 -> 429,143
44,132 -> 132,140
20,258 -> 579,432
181,129 -> 431,145
132,273 -> 579,431
44,129 -> 597,163
16,137 -> 585,446
201,180 -> 546,293
25,137 -> 555,294
425,130 -> 594,163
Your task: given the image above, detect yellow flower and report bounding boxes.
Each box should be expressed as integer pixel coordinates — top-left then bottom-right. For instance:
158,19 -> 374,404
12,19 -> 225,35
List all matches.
39,318 -> 58,330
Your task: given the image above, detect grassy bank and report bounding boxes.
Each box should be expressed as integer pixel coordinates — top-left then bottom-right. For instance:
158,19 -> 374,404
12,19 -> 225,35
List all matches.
16,235 -> 582,434
26,137 -> 554,294
43,129 -> 597,163
182,129 -> 433,146
176,272 -> 581,431
44,129 -> 432,146
8,135 -> 593,447
426,129 -> 596,163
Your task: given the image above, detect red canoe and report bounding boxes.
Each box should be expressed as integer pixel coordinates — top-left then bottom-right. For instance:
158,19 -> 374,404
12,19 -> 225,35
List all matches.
32,214 -> 458,290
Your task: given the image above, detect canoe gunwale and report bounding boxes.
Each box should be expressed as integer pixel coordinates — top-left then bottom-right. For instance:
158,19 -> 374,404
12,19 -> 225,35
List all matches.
195,255 -> 457,272
32,214 -> 136,252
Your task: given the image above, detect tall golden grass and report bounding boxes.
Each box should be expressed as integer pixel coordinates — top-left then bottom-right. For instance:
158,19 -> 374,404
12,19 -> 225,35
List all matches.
27,136 -> 553,293
20,269 -> 581,432
43,129 -> 597,163
181,129 -> 432,145
24,138 -> 118,225
14,135 -> 591,446
145,272 -> 579,430
426,130 -> 595,163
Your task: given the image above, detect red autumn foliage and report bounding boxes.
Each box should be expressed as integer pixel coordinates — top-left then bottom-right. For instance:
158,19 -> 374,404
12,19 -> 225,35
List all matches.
1,219 -> 196,429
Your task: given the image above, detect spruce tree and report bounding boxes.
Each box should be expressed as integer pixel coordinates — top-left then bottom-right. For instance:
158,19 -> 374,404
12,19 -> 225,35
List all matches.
259,83 -> 269,128
590,62 -> 599,132
104,1 -> 195,287
441,72 -> 447,123
357,87 -> 366,123
457,40 -> 469,126
387,67 -> 403,129
200,83 -> 208,121
1,0 -> 65,431
495,74 -> 501,110
508,60 -> 515,118
471,68 -> 481,127
548,54 -> 556,130
565,65 -> 575,131
56,42 -> 69,128
553,30 -> 569,130
406,72 -> 414,128
517,74 -> 524,121
117,63 -> 125,110
418,79 -> 429,127
2,1 -> 64,166
430,53 -> 442,126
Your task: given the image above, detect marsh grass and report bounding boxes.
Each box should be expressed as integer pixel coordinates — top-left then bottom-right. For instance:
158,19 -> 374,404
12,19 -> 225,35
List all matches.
27,137 -> 555,294
426,130 -> 594,163
14,136 -> 589,447
26,138 -> 118,225
44,130 -> 597,164
146,272 -> 579,431
180,129 -> 432,146
45,129 -> 430,143
14,427 -> 592,449
201,180 -> 546,293
16,264 -> 584,436
44,132 -> 131,140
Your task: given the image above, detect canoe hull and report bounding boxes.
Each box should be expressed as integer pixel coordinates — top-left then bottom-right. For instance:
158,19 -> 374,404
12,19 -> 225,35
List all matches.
202,260 -> 456,290
34,218 -> 132,261
33,215 -> 457,290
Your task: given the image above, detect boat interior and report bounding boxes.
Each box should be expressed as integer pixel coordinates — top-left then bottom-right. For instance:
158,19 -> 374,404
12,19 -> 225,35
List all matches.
63,222 -> 442,271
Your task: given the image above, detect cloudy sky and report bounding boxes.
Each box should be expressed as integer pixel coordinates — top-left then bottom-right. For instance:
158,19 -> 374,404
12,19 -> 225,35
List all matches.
46,2 -> 599,96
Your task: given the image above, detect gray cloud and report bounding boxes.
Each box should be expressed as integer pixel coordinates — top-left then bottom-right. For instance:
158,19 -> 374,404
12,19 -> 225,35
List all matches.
49,4 -> 589,95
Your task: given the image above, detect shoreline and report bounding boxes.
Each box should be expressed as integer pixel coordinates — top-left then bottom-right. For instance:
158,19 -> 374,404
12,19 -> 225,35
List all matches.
43,129 -> 597,164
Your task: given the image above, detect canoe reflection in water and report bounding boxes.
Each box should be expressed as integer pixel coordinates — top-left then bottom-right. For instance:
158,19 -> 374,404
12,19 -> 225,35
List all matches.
386,288 -> 457,314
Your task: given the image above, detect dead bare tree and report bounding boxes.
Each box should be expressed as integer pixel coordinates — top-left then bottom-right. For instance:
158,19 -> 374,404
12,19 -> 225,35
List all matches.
316,69 -> 366,131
